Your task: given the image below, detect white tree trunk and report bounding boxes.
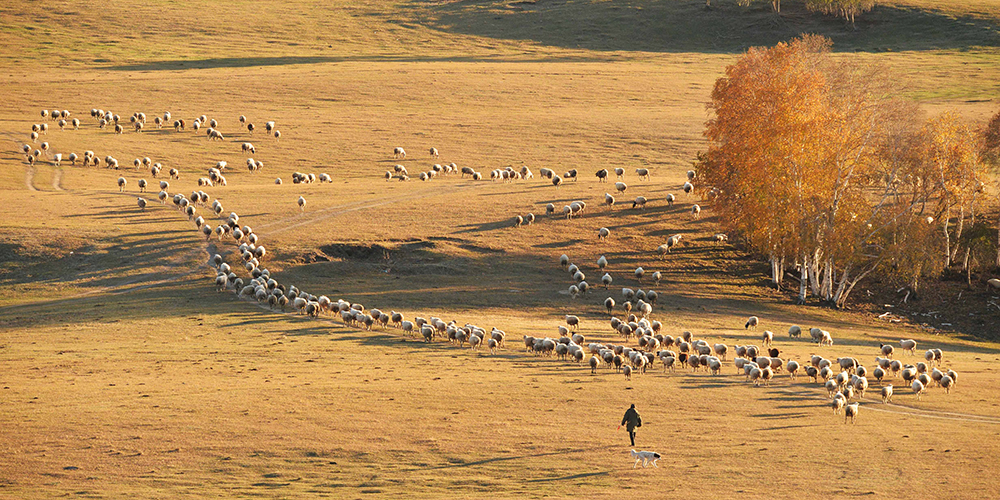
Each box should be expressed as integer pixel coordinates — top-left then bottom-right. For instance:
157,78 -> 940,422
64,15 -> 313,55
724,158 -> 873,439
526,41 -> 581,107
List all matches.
951,204 -> 965,264
798,255 -> 809,304
770,256 -> 781,289
942,206 -> 951,268
832,266 -> 850,305
822,257 -> 834,301
809,248 -> 822,296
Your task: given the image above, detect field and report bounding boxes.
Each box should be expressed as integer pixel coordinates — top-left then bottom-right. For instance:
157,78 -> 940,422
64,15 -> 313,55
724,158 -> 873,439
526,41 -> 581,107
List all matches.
2,1 -> 1000,498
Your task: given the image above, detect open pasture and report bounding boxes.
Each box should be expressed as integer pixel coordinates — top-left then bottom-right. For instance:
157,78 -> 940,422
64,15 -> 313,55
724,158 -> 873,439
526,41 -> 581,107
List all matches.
2,0 -> 1000,497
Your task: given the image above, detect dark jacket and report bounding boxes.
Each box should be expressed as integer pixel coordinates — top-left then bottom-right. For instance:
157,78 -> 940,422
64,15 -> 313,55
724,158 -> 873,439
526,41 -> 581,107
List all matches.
622,407 -> 641,430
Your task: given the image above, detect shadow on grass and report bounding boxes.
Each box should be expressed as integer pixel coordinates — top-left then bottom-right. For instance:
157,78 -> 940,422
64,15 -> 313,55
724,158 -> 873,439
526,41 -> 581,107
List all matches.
102,54 -> 619,72
401,0 -> 1000,54
402,447 -> 596,472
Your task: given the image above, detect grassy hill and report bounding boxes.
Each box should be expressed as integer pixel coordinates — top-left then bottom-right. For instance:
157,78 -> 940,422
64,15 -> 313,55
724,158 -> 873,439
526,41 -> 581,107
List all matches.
1,0 -> 999,498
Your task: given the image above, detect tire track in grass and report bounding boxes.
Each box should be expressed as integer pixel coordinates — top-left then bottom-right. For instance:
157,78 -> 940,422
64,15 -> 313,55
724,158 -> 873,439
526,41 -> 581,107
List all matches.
52,166 -> 64,191
255,182 -> 478,236
24,165 -> 37,191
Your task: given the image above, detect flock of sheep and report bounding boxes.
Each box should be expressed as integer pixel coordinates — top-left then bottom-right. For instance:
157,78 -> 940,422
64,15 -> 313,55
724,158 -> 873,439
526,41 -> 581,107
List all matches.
20,107 -> 966,429
18,108 -> 311,210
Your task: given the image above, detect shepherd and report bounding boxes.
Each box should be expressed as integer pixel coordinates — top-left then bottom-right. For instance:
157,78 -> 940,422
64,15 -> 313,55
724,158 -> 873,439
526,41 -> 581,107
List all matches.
620,404 -> 642,446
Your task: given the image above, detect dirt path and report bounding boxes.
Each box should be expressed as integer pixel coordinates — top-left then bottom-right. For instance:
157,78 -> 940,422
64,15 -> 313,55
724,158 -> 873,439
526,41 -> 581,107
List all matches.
51,166 -> 64,191
255,183 -> 477,237
24,165 -> 37,191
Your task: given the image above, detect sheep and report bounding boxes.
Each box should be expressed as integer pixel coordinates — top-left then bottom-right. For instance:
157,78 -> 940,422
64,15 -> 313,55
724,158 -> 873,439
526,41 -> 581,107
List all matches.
745,316 -> 759,330
899,339 -> 917,354
818,330 -> 834,346
598,227 -> 610,241
635,168 -> 650,180
393,147 -> 406,158
615,181 -> 627,194
552,175 -> 563,187
565,315 -> 580,331
762,330 -> 773,346
939,375 -> 954,393
844,403 -> 859,424
854,376 -> 869,397
683,181 -> 694,194
788,325 -> 802,338
117,177 -> 127,191
622,287 -> 635,302
832,394 -> 846,414
297,196 -> 306,211
595,169 -> 609,182
602,273 -> 613,289
623,364 -> 632,380
513,215 -> 524,228
632,196 -> 647,209
786,360 -> 799,378
876,384 -> 893,403
712,343 -> 728,360
691,204 -> 701,218
137,197 -> 147,211
634,267 -> 644,283
760,366 -> 773,386
911,379 -> 925,399
613,167 -> 625,179
563,169 -> 578,181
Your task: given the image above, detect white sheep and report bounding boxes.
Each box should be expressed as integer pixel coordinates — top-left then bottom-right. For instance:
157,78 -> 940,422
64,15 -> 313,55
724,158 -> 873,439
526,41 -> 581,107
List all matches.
393,147 -> 406,158
762,330 -> 773,346
297,196 -> 306,211
819,330 -> 834,346
117,177 -> 127,191
615,181 -> 627,194
881,385 -> 893,403
744,316 -> 759,330
598,227 -> 610,241
844,403 -> 859,424
635,168 -> 650,180
899,339 -> 917,354
911,379 -> 925,399
691,204 -> 701,218
137,197 -> 147,211
940,375 -> 954,393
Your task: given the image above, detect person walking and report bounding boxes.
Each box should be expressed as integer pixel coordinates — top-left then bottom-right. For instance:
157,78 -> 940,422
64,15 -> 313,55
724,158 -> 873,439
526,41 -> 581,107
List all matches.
620,404 -> 641,446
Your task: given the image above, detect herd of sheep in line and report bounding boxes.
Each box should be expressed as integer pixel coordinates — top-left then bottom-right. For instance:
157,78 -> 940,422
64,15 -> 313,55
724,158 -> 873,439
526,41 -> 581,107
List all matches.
20,108 -> 360,212
19,107 -> 965,427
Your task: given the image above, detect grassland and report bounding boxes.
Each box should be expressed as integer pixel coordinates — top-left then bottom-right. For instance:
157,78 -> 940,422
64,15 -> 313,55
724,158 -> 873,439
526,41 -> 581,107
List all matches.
1,0 -> 999,498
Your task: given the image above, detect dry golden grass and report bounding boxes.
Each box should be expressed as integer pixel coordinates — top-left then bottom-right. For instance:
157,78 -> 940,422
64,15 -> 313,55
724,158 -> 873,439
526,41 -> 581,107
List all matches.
1,0 -> 999,497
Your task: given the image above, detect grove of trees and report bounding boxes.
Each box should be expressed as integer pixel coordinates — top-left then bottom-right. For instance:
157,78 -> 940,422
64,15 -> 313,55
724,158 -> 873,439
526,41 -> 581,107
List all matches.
696,35 -> 997,308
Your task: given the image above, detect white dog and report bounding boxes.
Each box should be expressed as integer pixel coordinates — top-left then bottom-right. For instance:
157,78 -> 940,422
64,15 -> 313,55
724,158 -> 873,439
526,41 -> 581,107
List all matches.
630,449 -> 661,468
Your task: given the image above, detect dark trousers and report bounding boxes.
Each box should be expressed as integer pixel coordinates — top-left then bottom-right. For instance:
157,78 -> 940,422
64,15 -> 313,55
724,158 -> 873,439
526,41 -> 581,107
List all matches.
628,429 -> 636,446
